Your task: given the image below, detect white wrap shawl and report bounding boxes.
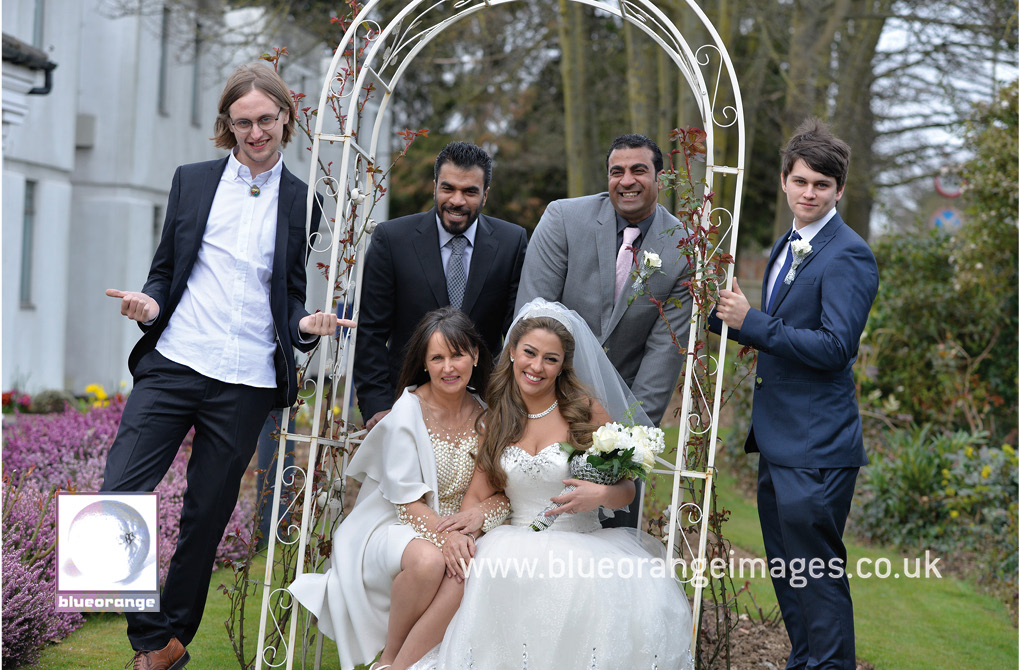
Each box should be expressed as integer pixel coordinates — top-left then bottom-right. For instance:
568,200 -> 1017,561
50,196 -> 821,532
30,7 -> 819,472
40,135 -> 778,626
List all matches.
288,387 -> 461,668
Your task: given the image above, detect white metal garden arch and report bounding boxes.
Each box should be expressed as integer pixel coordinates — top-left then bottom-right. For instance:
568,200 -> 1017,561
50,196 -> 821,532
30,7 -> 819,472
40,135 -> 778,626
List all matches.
255,2 -> 746,668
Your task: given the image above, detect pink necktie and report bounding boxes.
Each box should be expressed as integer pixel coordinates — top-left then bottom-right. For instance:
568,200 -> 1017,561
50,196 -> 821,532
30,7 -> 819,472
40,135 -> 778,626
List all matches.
614,226 -> 641,301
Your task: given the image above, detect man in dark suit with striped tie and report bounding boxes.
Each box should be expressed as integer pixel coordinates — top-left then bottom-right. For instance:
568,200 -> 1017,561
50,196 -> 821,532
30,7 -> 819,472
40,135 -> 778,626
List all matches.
354,141 -> 527,430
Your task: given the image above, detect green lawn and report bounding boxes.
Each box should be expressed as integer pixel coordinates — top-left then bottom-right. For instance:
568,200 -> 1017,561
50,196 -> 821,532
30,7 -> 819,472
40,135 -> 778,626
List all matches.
36,554 -> 346,670
37,437 -> 1018,669
654,430 -> 1018,669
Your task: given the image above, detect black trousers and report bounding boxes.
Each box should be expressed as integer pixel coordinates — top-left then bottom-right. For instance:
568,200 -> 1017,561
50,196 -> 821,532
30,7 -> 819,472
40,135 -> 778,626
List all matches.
101,349 -> 276,650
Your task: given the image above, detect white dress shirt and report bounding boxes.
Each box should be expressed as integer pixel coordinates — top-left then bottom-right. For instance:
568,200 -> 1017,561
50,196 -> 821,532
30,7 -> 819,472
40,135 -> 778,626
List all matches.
765,207 -> 838,305
157,151 -> 284,387
436,216 -> 479,282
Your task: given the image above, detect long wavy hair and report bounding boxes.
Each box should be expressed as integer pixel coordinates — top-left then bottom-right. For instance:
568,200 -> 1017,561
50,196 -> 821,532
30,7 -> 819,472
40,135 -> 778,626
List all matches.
477,316 -> 597,490
395,306 -> 491,399
212,63 -> 297,150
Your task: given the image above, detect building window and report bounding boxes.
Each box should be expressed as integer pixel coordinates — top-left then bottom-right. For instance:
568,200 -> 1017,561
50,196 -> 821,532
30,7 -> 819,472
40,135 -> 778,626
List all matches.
32,0 -> 45,48
20,181 -> 37,308
158,4 -> 171,116
153,204 -> 164,257
190,20 -> 203,127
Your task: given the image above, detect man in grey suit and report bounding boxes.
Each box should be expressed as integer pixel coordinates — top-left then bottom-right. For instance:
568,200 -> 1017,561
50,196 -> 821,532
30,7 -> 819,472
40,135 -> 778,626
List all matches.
517,133 -> 692,527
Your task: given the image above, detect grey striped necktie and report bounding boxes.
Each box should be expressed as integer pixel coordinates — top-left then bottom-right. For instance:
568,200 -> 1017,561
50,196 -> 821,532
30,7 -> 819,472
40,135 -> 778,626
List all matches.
446,235 -> 468,309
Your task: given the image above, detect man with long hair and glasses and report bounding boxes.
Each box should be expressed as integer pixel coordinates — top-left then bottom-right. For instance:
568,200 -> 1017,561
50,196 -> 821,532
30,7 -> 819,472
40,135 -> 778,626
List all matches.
102,63 -> 352,670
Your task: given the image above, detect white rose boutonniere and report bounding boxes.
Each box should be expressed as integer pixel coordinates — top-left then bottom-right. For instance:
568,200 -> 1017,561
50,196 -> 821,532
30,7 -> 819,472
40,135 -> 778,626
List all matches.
628,250 -> 664,304
783,239 -> 813,285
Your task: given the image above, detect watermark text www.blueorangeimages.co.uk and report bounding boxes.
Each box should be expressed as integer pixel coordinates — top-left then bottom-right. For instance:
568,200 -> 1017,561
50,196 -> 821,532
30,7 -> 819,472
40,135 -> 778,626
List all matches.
458,550 -> 943,588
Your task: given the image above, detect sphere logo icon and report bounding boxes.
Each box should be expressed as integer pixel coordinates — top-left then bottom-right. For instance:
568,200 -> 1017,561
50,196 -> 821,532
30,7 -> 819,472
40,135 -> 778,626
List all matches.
66,500 -> 150,584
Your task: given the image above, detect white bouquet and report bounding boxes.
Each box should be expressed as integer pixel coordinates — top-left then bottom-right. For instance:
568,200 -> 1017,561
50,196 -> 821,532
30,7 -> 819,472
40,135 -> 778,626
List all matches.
530,423 -> 666,531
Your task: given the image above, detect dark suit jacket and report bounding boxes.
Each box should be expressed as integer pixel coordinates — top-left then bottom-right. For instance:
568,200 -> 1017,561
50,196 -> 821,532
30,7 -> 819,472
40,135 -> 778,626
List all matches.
354,209 -> 527,419
712,212 -> 878,468
128,156 -> 320,408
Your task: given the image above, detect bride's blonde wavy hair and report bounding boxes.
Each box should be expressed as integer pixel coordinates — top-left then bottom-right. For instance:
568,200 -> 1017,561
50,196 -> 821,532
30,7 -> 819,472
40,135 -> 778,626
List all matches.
477,316 -> 597,491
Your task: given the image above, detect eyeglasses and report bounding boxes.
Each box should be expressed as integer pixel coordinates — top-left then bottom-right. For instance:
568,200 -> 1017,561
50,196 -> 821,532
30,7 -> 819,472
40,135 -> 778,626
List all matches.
229,108 -> 283,132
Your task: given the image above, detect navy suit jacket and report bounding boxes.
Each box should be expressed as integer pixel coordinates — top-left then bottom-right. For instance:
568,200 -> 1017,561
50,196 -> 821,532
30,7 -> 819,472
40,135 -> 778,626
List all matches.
714,212 -> 878,468
353,209 -> 527,419
128,156 -> 320,408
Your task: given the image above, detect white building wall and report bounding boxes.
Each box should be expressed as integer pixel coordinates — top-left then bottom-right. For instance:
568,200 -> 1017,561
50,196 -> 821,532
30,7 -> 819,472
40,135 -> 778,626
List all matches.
3,0 -> 390,396
2,173 -> 72,390
64,0 -> 224,393
2,0 -> 82,392
66,191 -> 165,390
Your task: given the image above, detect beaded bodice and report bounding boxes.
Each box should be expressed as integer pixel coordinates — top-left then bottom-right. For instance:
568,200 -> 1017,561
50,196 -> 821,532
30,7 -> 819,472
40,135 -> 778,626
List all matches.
501,444 -> 600,533
420,399 -> 481,516
427,428 -> 478,516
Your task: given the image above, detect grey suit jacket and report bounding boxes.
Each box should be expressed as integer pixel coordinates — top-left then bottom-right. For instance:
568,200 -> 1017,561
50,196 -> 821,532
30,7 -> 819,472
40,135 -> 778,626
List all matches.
517,193 -> 692,424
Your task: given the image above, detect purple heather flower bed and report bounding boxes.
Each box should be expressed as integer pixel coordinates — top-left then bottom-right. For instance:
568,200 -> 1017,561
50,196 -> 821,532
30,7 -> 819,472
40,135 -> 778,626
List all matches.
1,400 -> 256,667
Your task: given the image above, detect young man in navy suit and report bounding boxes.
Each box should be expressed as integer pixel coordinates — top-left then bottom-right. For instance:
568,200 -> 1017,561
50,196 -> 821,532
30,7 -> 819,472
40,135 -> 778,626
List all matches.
714,119 -> 879,670
102,64 -> 351,670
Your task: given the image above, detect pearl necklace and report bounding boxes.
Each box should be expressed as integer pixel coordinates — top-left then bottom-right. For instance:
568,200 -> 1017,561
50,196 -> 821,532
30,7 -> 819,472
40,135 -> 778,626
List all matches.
527,400 -> 558,419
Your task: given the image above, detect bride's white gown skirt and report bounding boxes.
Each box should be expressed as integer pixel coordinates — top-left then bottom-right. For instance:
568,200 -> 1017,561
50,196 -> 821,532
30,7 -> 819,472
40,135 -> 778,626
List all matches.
423,445 -> 695,670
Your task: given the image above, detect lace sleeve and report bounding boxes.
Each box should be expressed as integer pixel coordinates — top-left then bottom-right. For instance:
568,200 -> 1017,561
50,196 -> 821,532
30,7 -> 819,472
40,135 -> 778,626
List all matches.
479,494 -> 511,533
396,503 -> 450,548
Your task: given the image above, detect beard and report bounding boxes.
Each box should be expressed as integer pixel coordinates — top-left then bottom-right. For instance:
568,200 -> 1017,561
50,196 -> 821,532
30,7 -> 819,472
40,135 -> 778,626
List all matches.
436,201 -> 480,235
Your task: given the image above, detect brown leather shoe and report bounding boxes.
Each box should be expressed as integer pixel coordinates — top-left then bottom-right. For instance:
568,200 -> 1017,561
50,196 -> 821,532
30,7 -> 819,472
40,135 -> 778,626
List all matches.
129,637 -> 190,670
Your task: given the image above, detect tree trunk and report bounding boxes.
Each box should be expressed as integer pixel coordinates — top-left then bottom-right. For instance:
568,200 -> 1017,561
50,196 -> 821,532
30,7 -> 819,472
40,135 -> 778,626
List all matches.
832,0 -> 889,241
624,21 -> 659,138
706,0 -> 742,241
771,0 -> 852,240
557,0 -> 594,197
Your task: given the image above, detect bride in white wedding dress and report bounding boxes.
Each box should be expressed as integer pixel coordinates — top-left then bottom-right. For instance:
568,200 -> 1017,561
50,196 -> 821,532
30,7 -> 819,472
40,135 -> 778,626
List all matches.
411,300 -> 694,670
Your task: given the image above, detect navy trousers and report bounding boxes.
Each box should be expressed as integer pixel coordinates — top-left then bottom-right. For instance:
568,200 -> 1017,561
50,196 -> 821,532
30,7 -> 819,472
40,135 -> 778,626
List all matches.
255,409 -> 295,547
101,349 -> 275,650
757,456 -> 858,670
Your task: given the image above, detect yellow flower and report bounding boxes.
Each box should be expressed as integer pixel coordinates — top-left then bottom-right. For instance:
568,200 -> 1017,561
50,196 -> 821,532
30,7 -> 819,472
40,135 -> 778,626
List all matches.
949,510 -> 960,519
964,446 -> 974,458
1002,444 -> 1015,457
84,383 -> 108,407
945,487 -> 956,496
981,464 -> 992,479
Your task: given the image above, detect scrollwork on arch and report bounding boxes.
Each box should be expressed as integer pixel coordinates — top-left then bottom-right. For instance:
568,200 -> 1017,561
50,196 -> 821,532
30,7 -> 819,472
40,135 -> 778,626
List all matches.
254,2 -> 747,668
